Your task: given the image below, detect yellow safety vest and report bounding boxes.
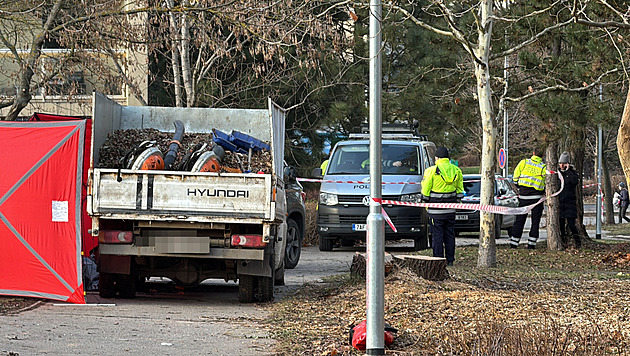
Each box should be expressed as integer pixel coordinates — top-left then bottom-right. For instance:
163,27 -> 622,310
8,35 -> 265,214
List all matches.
513,156 -> 546,191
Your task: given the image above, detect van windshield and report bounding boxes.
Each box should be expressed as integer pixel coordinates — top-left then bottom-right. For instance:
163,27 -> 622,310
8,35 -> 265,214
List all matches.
327,144 -> 420,175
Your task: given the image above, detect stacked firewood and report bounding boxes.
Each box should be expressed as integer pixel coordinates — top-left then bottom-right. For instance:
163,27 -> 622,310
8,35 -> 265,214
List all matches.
97,128 -> 273,173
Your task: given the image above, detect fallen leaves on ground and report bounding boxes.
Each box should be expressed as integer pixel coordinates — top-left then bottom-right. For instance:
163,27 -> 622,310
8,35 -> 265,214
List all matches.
267,239 -> 630,355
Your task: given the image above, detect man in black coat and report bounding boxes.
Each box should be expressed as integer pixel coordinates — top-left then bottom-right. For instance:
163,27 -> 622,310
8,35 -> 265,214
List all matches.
558,152 -> 581,248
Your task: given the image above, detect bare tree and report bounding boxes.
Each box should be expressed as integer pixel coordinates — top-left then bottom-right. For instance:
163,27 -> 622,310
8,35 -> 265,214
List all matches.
388,1 -> 624,266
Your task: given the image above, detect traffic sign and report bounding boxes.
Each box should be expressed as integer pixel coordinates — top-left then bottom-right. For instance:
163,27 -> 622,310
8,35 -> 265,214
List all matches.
498,148 -> 506,169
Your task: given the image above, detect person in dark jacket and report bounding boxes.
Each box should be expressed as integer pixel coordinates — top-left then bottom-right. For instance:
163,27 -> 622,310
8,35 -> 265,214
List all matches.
618,182 -> 630,223
557,152 -> 581,248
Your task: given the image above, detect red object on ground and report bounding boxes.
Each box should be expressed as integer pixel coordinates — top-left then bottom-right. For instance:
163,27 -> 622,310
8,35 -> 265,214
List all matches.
30,113 -> 97,257
350,320 -> 396,351
0,120 -> 86,304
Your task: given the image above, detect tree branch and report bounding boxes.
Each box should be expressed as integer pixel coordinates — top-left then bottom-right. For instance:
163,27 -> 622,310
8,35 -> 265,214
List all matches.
504,68 -> 619,103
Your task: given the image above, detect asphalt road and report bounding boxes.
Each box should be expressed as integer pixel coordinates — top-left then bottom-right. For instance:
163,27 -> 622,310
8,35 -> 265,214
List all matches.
0,246 -> 358,356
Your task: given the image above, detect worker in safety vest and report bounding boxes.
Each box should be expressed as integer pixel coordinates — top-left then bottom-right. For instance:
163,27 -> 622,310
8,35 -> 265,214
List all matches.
510,148 -> 546,249
421,147 -> 463,266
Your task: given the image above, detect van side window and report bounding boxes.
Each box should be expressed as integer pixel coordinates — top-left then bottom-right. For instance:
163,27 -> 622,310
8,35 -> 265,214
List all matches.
422,146 -> 433,171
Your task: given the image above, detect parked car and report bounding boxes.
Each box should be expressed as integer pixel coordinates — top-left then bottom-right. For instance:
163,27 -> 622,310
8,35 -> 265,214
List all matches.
284,166 -> 306,269
454,174 -> 519,237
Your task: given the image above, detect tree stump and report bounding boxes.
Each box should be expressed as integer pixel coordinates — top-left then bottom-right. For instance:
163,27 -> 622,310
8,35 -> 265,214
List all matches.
350,252 -> 395,279
392,255 -> 448,281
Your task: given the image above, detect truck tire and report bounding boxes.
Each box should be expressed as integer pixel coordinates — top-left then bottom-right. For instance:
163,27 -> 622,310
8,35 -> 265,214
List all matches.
118,274 -> 137,298
284,218 -> 302,269
99,272 -> 116,298
319,235 -> 333,251
256,276 -> 274,302
238,274 -> 255,303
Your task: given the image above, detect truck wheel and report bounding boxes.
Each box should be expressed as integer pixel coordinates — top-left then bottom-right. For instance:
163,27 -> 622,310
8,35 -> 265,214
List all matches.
118,274 -> 137,298
319,235 -> 333,251
238,275 -> 255,303
284,218 -> 302,269
256,276 -> 274,302
99,272 -> 116,298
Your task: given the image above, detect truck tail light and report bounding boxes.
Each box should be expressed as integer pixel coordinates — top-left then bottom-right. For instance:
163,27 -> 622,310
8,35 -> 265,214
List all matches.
231,234 -> 267,248
100,230 -> 133,244
300,191 -> 307,203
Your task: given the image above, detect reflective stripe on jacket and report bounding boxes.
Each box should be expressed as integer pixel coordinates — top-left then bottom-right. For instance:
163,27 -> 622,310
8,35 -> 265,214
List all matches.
421,158 -> 464,215
513,156 -> 546,192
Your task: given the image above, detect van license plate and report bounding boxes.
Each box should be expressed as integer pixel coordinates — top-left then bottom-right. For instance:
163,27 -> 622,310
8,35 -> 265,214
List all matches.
455,215 -> 468,220
352,224 -> 367,231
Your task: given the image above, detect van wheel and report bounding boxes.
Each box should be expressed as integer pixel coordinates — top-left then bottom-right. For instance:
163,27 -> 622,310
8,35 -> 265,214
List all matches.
238,275 -> 255,303
319,235 -> 333,251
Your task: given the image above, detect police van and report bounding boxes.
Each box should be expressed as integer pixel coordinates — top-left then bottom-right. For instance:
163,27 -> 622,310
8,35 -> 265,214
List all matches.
312,123 -> 436,251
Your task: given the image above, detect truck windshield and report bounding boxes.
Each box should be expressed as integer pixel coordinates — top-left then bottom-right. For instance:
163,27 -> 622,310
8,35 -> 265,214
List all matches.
327,144 -> 420,175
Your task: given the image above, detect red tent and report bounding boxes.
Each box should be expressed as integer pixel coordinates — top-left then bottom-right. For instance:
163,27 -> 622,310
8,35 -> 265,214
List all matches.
30,113 -> 97,257
0,120 -> 86,304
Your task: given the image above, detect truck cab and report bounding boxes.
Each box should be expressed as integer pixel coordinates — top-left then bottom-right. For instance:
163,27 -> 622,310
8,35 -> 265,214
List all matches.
313,124 -> 435,251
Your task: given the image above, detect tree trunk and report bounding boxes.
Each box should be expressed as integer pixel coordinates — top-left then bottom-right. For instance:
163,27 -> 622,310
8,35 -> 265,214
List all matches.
476,0 -> 496,268
180,0 -> 195,107
166,0 -> 184,107
617,85 -> 630,194
546,143 -> 562,250
602,151 -> 615,224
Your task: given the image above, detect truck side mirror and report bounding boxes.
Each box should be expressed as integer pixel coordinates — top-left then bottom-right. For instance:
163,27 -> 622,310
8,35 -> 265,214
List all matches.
311,167 -> 323,179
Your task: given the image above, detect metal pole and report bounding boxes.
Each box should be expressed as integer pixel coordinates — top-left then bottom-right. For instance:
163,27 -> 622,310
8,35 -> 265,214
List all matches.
597,123 -> 602,239
366,0 -> 384,354
503,54 -> 508,177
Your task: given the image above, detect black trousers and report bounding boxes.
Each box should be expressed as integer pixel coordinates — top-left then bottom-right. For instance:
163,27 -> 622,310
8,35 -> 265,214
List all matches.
430,214 -> 455,263
560,217 -> 581,248
510,198 -> 544,248
619,205 -> 630,223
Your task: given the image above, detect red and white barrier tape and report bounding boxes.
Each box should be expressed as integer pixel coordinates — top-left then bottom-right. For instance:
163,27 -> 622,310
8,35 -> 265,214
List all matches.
372,172 -> 565,231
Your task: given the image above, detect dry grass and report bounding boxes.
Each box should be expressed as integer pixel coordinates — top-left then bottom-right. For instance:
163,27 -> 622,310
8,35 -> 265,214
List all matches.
267,236 -> 630,355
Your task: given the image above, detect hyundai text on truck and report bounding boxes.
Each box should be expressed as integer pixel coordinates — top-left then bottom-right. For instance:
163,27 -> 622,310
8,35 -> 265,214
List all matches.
87,92 -> 288,302
312,124 -> 435,251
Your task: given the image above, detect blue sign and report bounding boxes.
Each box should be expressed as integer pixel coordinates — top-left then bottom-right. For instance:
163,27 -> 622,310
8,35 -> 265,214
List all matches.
498,148 -> 506,169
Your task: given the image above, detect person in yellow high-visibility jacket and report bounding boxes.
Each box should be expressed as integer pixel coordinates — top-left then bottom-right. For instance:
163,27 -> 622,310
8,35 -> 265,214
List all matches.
510,148 -> 546,249
421,147 -> 463,266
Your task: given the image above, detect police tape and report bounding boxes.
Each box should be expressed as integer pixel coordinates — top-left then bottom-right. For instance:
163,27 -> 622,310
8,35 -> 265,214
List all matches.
372,172 -> 565,229
298,170 -> 559,186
